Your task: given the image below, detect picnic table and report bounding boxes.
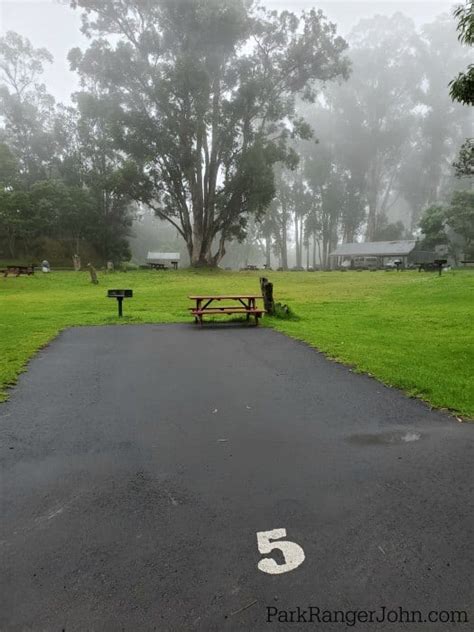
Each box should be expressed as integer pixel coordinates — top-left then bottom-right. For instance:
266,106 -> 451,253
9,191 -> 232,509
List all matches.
149,261 -> 179,270
189,294 -> 264,325
3,265 -> 35,277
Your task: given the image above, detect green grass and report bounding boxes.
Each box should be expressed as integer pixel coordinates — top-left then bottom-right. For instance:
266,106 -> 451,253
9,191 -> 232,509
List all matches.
1,268 -> 473,418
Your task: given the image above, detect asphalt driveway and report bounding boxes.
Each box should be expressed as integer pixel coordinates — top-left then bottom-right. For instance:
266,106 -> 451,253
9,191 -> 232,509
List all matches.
1,324 -> 472,631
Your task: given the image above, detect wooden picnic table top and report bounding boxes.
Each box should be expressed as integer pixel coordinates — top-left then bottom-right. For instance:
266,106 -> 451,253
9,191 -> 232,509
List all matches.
189,294 -> 261,300
6,264 -> 33,269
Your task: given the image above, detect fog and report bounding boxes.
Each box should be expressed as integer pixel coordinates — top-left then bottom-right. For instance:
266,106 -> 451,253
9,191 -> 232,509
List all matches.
0,0 -> 472,268
0,1 -> 457,105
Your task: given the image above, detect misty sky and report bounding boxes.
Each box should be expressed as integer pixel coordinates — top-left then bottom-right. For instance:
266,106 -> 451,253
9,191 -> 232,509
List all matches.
1,0 -> 457,104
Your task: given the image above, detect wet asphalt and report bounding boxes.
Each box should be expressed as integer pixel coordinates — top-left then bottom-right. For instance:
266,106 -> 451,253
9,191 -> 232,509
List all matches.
1,324 -> 473,631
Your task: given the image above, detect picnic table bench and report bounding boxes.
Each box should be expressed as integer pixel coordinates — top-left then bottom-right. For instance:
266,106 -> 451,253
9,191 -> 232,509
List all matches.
3,265 -> 35,277
189,294 -> 264,325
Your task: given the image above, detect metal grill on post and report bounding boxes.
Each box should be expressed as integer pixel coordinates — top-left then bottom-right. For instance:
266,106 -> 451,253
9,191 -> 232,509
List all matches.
107,289 -> 133,317
434,259 -> 447,277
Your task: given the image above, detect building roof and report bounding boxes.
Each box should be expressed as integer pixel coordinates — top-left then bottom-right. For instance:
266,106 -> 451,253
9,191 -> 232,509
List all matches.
147,252 -> 181,261
330,240 -> 417,258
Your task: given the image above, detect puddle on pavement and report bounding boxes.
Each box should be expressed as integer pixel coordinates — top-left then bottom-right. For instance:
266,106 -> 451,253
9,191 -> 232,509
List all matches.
347,430 -> 423,446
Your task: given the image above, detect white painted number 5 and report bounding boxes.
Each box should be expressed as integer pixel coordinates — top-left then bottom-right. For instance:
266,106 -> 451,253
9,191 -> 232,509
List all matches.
257,528 -> 305,575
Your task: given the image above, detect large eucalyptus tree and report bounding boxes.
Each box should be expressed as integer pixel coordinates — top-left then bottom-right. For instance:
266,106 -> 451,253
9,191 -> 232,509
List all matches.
69,0 -> 349,266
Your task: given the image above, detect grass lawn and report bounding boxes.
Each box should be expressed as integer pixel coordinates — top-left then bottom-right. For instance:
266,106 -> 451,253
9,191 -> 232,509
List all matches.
1,268 -> 473,418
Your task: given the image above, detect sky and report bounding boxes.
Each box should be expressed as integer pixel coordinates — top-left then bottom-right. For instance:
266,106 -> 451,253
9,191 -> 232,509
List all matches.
0,0 -> 457,104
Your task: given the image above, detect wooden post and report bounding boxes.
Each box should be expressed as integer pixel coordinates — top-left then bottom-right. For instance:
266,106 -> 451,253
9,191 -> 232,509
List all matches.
259,277 -> 275,315
88,263 -> 99,285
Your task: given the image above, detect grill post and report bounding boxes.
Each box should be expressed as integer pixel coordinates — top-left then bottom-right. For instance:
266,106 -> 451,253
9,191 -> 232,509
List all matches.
107,289 -> 133,317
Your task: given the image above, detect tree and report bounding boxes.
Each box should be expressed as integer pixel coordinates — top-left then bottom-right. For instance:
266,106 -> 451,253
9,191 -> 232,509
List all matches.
445,190 -> 474,256
403,15 -> 472,215
68,93 -> 135,261
0,189 -> 31,258
453,138 -> 474,177
0,31 -> 134,262
291,173 -> 313,268
419,190 -> 474,258
331,13 -> 421,240
303,142 -> 344,268
449,0 -> 474,185
303,206 -> 321,268
266,167 -> 295,269
0,32 -> 57,185
0,142 -> 18,187
0,143 -> 29,257
450,1 -> 474,180
449,0 -> 474,106
372,218 -> 405,241
311,11 -> 470,235
419,205 -> 449,250
68,0 -> 349,267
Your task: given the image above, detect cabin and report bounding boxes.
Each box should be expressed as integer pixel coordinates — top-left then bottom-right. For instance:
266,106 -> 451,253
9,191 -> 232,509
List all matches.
329,240 -> 423,269
146,252 -> 180,270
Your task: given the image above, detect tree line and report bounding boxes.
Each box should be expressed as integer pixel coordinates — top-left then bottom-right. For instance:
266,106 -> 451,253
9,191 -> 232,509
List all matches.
260,10 -> 473,269
0,0 -> 472,267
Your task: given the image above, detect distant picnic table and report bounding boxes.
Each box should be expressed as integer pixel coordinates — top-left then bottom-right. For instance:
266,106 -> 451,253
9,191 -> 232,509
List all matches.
189,294 -> 264,325
2,265 -> 35,277
149,261 -> 179,270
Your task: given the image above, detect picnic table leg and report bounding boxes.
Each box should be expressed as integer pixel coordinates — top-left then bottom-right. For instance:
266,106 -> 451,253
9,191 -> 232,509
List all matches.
251,298 -> 260,325
194,299 -> 201,324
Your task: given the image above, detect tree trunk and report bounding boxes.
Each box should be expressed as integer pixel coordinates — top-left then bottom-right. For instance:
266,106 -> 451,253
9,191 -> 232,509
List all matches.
7,229 -> 16,259
281,222 -> 288,270
366,195 -> 377,242
265,236 -> 271,268
294,215 -> 301,268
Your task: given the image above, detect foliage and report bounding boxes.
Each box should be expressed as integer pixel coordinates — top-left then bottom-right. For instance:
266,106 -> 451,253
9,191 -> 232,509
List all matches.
280,11 -> 471,251
372,219 -> 406,241
68,0 -> 349,266
419,205 -> 450,249
0,31 -> 57,185
1,269 -> 473,418
332,13 -> 420,240
0,32 -> 133,262
445,190 -> 474,256
450,1 -> 474,185
449,0 -> 474,105
419,190 -> 474,256
302,141 -> 344,268
388,14 -> 471,227
271,301 -> 299,320
453,138 -> 474,177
